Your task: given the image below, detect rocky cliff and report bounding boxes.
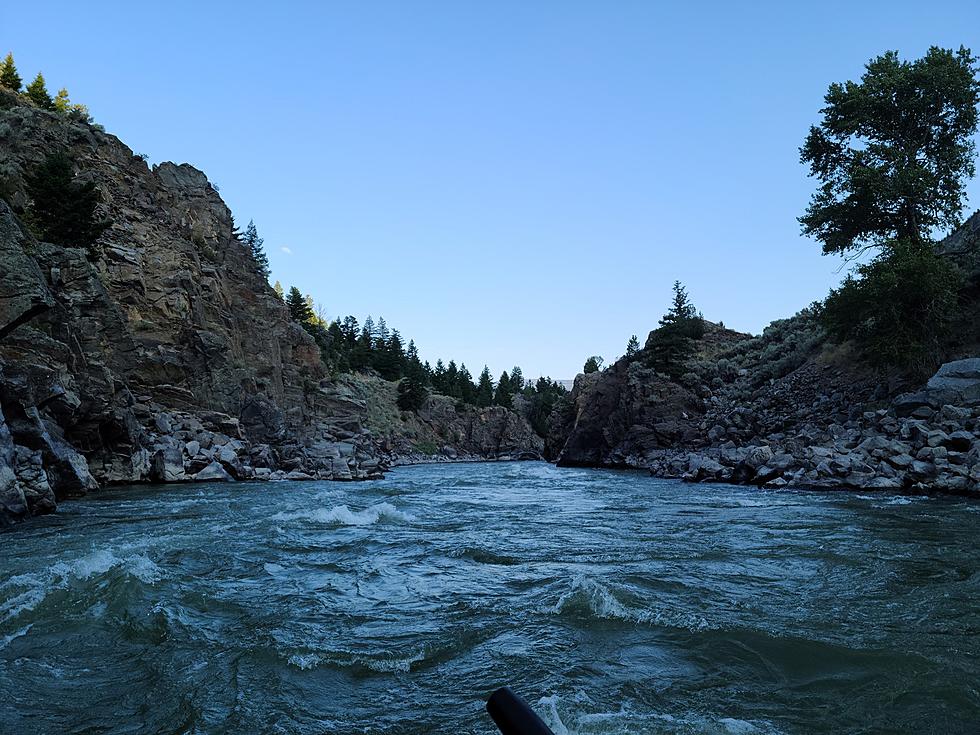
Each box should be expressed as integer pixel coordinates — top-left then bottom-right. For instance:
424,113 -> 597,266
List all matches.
548,241 -> 980,495
0,92 -> 541,526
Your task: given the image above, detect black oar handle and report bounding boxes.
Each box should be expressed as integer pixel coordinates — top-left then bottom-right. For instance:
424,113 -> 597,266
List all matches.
486,686 -> 556,735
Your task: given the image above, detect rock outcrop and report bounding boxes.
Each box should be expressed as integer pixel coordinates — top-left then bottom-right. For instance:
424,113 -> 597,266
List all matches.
548,306 -> 980,495
0,92 -> 541,525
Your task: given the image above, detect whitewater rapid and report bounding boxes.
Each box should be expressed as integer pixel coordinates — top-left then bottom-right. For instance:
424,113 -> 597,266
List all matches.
1,462 -> 978,734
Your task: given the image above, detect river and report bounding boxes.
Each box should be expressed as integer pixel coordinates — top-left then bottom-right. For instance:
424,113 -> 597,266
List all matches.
1,462 -> 978,734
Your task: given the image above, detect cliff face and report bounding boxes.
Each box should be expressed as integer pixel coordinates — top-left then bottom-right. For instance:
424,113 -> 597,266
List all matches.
0,94 -> 541,525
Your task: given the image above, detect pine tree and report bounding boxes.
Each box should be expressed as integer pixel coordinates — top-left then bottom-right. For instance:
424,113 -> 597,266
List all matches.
53,88 -> 71,114
285,286 -> 314,324
397,375 -> 428,411
273,281 -> 284,299
432,359 -> 447,393
626,335 -> 640,357
242,220 -> 270,278
351,321 -> 374,371
494,370 -> 513,408
647,280 -> 704,378
583,356 -> 603,374
0,53 -> 21,91
304,295 -> 318,324
25,152 -> 111,260
25,73 -> 53,109
341,316 -> 359,347
458,364 -> 476,404
376,317 -> 390,346
376,329 -> 405,380
510,366 -> 524,392
476,367 -> 494,407
445,361 -> 460,398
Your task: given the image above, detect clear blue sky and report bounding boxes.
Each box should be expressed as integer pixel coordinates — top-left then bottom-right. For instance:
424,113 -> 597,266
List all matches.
4,1 -> 980,379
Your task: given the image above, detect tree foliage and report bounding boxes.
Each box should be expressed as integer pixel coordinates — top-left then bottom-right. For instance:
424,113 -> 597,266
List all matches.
646,280 -> 704,378
583,356 -> 603,374
821,240 -> 960,374
494,370 -> 513,408
625,335 -> 640,357
285,286 -> 314,324
801,47 -> 980,254
801,47 -> 980,372
25,152 -> 111,260
524,377 -> 567,437
397,375 -> 429,411
242,219 -> 270,278
25,72 -> 53,109
476,367 -> 494,407
0,53 -> 21,91
276,288 -> 567,424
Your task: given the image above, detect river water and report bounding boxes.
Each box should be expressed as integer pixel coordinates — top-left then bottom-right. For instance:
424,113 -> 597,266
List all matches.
1,462 -> 978,734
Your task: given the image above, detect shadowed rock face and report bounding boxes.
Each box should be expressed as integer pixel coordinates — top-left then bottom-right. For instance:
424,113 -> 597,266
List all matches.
552,364 -> 702,468
0,95 -> 542,524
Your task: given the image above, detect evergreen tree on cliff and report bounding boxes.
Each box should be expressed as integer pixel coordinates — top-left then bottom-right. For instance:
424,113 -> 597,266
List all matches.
285,286 -> 314,324
397,376 -> 428,412
25,152 -> 111,261
647,280 -> 704,378
458,364 -> 477,404
0,53 -> 21,91
476,367 -> 495,407
509,366 -> 524,392
351,320 -> 374,371
242,220 -> 270,278
583,356 -> 603,374
25,72 -> 53,109
802,47 -> 980,371
494,370 -> 513,408
53,88 -> 71,113
375,329 -> 405,380
626,335 -> 640,357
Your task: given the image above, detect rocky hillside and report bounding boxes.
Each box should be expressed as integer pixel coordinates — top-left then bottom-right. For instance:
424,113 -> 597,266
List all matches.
0,92 -> 540,526
548,226 -> 980,495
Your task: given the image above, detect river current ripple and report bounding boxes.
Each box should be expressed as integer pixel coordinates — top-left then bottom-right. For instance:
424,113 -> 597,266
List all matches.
1,462 -> 978,734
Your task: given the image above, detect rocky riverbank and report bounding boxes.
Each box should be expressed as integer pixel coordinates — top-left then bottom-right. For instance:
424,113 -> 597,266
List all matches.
646,358 -> 980,494
547,303 -> 980,496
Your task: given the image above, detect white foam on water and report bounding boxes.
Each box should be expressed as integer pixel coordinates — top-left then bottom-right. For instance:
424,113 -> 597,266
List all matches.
538,692 -> 779,735
0,623 -> 32,650
720,718 -> 762,733
285,648 -> 424,673
273,502 -> 415,526
0,548 -> 161,624
551,575 -> 711,632
884,496 -> 914,505
287,653 -> 321,670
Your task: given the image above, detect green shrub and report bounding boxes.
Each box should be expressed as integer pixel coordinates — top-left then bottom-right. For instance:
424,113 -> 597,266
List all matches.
821,241 -> 960,375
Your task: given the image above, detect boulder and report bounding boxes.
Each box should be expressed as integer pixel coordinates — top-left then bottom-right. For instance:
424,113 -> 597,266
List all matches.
151,445 -> 185,482
945,430 -> 974,452
195,461 -> 234,482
